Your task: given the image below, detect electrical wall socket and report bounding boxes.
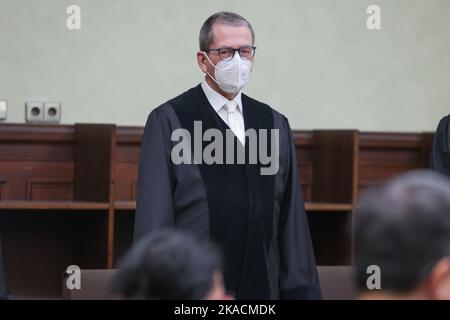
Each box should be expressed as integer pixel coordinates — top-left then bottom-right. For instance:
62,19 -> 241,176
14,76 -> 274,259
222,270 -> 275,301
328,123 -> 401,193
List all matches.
25,101 -> 62,123
26,101 -> 44,123
44,102 -> 61,123
0,100 -> 6,120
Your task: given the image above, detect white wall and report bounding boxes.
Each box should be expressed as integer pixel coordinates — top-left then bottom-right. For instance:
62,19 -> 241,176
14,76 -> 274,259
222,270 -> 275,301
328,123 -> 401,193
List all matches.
0,0 -> 449,131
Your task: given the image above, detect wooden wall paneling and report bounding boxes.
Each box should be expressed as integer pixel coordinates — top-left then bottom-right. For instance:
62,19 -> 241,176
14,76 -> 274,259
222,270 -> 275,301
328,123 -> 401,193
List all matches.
311,130 -> 358,204
358,132 -> 429,192
73,124 -> 116,268
0,124 -> 73,142
114,162 -> 139,202
27,179 -> 73,201
73,124 -> 116,202
0,124 -> 74,201
0,124 -> 75,297
293,131 -> 313,201
112,127 -> 141,266
0,161 -> 73,200
0,180 -> 9,200
420,132 -> 435,168
308,130 -> 358,266
115,127 -> 142,201
107,126 -> 117,269
0,123 -> 438,297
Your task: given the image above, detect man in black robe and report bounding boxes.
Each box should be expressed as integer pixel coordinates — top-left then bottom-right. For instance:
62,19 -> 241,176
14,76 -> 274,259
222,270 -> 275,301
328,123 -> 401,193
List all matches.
134,12 -> 322,299
430,115 -> 450,177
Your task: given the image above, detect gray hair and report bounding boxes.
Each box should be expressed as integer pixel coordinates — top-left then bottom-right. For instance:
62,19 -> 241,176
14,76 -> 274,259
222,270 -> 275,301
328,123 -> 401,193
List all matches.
199,12 -> 255,51
354,169 -> 450,292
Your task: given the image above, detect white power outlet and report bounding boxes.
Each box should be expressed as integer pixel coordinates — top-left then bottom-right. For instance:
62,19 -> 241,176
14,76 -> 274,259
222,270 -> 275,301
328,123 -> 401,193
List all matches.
44,102 -> 61,123
0,100 -> 6,120
26,102 -> 44,123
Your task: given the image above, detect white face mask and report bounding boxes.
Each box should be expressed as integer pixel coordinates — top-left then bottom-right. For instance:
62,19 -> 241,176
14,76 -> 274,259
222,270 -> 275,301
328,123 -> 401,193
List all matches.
202,51 -> 253,93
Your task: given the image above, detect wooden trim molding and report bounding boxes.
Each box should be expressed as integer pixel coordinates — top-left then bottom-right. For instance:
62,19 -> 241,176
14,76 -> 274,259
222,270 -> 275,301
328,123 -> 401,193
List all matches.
26,179 -> 73,201
0,123 -> 73,143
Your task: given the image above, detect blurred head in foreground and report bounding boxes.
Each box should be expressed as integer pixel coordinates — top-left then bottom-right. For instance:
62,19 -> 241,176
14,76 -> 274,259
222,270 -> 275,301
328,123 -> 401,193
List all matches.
114,230 -> 231,300
355,170 -> 450,300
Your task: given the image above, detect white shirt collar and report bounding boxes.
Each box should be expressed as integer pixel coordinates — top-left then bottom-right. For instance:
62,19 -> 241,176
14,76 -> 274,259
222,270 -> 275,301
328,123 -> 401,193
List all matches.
201,80 -> 243,113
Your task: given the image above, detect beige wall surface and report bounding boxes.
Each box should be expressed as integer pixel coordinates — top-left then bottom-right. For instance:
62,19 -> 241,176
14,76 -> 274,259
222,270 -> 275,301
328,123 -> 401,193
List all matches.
0,0 -> 449,131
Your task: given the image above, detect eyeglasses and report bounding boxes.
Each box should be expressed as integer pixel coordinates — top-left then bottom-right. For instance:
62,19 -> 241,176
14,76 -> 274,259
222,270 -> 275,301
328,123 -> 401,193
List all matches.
205,46 -> 256,61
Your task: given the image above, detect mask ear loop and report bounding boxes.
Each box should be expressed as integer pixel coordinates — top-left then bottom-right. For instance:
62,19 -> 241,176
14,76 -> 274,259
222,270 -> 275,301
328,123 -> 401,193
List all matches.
201,52 -> 222,86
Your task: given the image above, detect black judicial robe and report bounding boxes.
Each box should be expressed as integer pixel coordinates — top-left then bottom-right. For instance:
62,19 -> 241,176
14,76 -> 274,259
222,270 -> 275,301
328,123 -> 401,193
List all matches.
134,84 -> 322,299
430,115 -> 450,177
0,236 -> 8,300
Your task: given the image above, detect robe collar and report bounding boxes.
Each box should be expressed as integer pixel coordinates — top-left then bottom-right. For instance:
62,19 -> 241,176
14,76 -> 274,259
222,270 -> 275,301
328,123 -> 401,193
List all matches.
201,80 -> 243,114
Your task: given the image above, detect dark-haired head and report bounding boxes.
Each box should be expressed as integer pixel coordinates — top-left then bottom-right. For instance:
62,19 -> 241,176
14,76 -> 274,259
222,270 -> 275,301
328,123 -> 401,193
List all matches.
114,230 -> 227,300
355,170 -> 450,300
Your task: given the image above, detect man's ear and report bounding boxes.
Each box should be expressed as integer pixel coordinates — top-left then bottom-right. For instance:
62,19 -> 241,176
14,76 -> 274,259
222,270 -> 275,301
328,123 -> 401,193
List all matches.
428,257 -> 450,300
197,51 -> 208,73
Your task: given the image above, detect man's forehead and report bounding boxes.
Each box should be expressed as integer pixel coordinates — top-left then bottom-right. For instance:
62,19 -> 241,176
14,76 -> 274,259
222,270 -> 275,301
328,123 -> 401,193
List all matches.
210,23 -> 253,47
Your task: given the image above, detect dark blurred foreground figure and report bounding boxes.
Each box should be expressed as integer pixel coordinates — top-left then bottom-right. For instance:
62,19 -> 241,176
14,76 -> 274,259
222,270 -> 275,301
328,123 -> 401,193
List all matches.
355,170 -> 450,300
114,230 -> 232,300
430,115 -> 450,177
0,236 -> 9,300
